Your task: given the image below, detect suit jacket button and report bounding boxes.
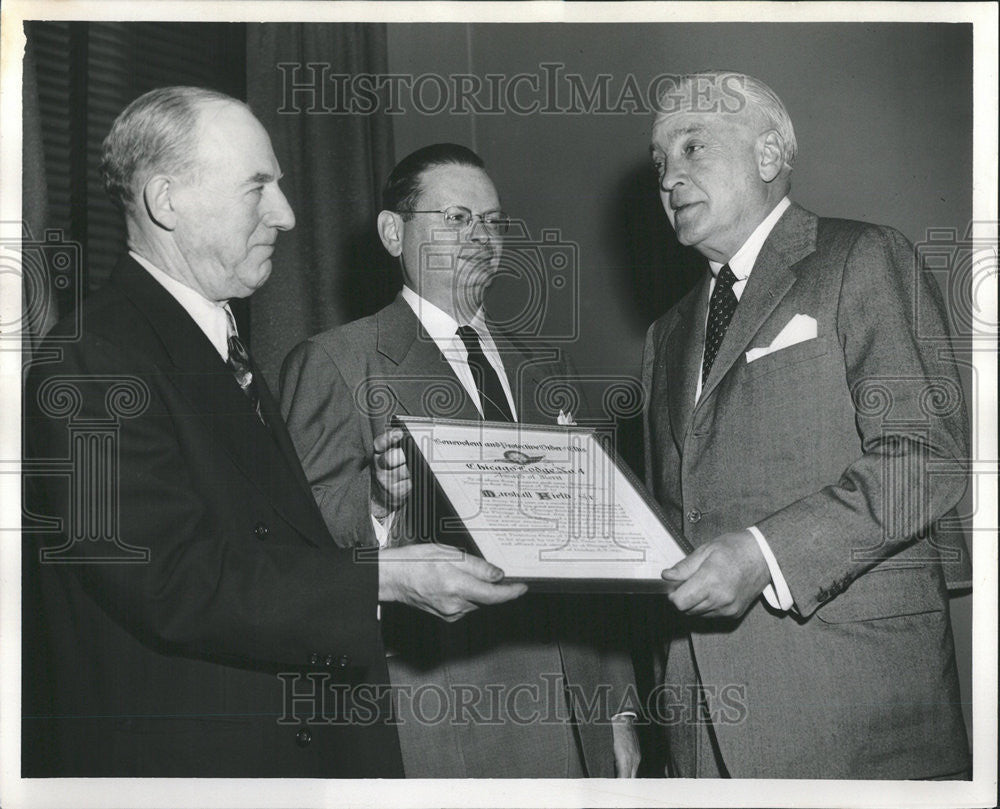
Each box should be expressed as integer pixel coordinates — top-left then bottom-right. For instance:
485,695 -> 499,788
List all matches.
324,655 -> 333,667
308,652 -> 319,665
337,655 -> 350,668
295,728 -> 312,747
687,509 -> 702,523
253,522 -> 269,538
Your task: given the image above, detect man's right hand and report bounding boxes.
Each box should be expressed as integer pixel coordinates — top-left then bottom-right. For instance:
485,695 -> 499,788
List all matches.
377,544 -> 528,621
371,428 -> 412,519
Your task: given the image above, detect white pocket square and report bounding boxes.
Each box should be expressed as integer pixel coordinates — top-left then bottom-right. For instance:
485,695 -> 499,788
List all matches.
745,314 -> 818,363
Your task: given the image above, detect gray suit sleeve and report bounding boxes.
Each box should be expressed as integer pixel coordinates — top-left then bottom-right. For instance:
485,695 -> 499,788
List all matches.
757,225 -> 969,616
640,322 -> 659,489
279,339 -> 375,545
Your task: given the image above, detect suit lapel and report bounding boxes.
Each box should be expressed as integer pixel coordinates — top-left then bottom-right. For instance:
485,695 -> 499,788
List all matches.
489,328 -> 552,424
375,297 -> 481,420
113,256 -> 327,546
697,204 -> 818,406
252,363 -> 335,542
663,279 -> 710,443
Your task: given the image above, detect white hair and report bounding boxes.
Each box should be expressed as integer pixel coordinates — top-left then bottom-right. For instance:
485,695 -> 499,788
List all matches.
655,70 -> 797,169
101,86 -> 247,213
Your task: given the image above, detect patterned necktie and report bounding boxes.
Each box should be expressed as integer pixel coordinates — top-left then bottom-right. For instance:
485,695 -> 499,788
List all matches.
225,308 -> 266,425
457,325 -> 513,422
702,263 -> 739,385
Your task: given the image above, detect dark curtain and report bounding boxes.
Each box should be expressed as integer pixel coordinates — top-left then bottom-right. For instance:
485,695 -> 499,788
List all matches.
20,29 -> 57,356
246,24 -> 398,390
24,21 -> 246,303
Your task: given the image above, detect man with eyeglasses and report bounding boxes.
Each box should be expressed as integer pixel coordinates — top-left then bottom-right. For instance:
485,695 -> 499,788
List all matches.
280,143 -> 640,778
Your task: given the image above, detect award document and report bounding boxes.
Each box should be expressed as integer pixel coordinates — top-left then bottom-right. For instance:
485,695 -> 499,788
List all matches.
394,416 -> 692,592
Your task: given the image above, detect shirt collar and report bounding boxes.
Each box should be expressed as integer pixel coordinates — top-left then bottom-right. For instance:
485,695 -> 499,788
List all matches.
708,196 -> 791,281
130,250 -> 231,360
400,285 -> 490,344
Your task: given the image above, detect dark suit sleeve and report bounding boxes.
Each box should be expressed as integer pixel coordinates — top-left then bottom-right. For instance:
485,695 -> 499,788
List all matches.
757,225 -> 969,616
26,332 -> 381,670
280,338 -> 375,541
597,596 -> 640,715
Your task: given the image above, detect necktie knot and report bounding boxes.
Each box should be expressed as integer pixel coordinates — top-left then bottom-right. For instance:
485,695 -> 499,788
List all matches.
456,324 -> 481,354
716,263 -> 738,292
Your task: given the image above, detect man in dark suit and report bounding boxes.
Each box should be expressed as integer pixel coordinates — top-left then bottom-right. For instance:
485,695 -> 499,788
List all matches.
281,144 -> 640,777
22,88 -> 525,777
642,71 -> 970,778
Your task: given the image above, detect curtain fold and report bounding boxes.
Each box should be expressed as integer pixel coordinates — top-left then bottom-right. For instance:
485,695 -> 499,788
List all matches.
21,27 -> 58,355
246,23 -> 398,389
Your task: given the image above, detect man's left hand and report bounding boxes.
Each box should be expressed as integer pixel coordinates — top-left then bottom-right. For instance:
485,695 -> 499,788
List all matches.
611,714 -> 640,778
661,530 -> 770,618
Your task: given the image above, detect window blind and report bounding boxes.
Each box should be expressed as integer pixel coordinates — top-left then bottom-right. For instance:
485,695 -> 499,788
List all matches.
27,21 -> 246,296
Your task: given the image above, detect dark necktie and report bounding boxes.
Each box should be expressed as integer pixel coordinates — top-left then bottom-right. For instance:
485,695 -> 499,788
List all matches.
225,308 -> 266,425
457,325 -> 513,422
702,263 -> 739,386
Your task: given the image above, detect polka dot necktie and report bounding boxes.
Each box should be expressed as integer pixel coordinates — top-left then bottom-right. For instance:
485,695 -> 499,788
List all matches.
457,325 -> 513,422
702,264 -> 739,386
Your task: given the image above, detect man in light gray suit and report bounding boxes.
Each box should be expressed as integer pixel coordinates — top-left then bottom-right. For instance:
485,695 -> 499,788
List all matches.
643,71 -> 970,778
281,144 -> 640,778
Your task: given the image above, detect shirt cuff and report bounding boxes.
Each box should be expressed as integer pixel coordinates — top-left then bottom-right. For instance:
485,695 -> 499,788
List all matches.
370,511 -> 397,621
748,525 -> 794,611
370,510 -> 396,548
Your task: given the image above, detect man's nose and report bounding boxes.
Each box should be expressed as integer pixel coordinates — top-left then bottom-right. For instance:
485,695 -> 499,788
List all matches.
659,162 -> 685,194
264,186 -> 296,231
467,218 -> 492,244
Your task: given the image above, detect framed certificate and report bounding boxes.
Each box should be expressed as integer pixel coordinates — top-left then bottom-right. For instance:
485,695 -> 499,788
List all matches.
393,415 -> 692,593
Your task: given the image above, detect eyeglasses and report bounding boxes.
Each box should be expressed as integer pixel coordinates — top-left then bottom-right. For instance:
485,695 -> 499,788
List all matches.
400,205 -> 510,235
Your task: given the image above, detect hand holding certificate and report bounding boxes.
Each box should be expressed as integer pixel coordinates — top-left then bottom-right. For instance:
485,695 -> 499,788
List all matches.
394,416 -> 692,592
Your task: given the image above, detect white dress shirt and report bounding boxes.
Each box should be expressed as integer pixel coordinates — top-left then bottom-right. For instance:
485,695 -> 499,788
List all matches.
130,250 -> 235,358
371,287 -> 519,548
694,198 -> 795,612
400,285 -> 518,420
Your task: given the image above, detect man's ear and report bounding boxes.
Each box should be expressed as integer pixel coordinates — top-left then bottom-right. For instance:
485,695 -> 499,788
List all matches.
377,210 -> 403,257
757,130 -> 785,183
142,175 -> 178,230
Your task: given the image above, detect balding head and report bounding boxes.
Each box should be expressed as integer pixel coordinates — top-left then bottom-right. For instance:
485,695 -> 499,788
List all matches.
101,86 -> 295,302
100,86 -> 248,216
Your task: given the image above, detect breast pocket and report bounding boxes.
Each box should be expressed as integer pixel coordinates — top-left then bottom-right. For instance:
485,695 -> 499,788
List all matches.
743,336 -> 830,381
